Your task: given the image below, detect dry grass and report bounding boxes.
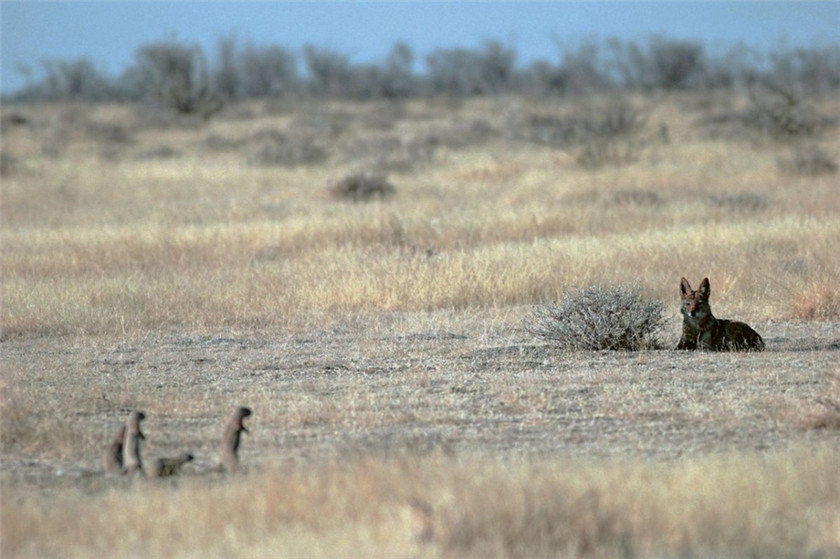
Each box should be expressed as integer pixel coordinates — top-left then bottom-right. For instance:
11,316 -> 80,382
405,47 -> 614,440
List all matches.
3,449 -> 839,558
2,93 -> 840,557
3,95 -> 840,337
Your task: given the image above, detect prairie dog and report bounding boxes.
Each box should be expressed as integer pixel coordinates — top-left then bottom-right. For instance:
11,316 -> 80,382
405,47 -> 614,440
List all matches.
149,452 -> 194,478
219,406 -> 251,473
122,411 -> 146,476
103,424 -> 126,473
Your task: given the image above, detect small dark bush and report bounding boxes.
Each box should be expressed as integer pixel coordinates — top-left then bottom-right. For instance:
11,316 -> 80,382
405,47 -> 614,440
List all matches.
136,145 -> 181,160
743,87 -> 833,141
204,134 -> 243,151
707,191 -> 768,212
249,130 -> 327,166
528,285 -> 665,351
2,113 -> 29,127
608,188 -> 662,207
329,173 -> 396,202
520,102 -> 644,149
778,144 -> 837,176
576,138 -> 641,168
86,121 -> 134,144
518,100 -> 646,168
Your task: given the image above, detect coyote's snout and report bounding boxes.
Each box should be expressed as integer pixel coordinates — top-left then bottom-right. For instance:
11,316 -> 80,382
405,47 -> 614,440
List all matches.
677,277 -> 765,351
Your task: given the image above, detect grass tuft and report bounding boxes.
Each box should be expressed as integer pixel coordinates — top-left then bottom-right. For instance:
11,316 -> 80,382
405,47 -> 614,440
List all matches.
792,280 -> 840,320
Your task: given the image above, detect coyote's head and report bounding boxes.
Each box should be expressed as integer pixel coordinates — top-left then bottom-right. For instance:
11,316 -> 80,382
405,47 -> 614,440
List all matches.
679,277 -> 712,321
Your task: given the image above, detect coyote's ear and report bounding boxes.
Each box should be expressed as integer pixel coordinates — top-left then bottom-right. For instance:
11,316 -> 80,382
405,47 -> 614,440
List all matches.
699,277 -> 710,297
680,277 -> 692,296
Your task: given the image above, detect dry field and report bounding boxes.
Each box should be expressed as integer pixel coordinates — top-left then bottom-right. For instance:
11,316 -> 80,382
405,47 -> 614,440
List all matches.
2,93 -> 840,558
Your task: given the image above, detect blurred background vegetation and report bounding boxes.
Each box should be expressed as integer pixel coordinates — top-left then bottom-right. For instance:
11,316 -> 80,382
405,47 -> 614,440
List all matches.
6,35 -> 839,112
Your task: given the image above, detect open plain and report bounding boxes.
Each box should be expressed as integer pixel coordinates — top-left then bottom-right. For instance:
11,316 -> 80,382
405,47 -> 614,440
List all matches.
2,94 -> 839,557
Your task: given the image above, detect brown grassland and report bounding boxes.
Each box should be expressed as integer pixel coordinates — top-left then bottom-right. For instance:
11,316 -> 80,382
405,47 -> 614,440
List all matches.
2,93 -> 840,558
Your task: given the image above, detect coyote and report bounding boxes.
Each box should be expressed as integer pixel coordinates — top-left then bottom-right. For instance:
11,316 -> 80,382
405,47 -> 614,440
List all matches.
677,277 -> 765,351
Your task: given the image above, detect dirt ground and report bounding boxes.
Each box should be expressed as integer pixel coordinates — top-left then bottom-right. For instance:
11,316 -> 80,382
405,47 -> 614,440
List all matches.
2,312 -> 838,494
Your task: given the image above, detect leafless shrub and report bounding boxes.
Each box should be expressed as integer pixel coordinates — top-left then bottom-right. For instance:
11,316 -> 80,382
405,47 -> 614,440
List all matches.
519,113 -> 580,147
778,144 -> 837,176
521,100 -> 645,148
528,285 -> 665,351
249,130 -> 327,166
85,121 -> 134,144
136,145 -> 181,160
707,191 -> 768,213
519,100 -> 646,168
329,172 -> 396,203
577,138 -> 642,168
426,40 -> 517,96
132,104 -> 211,131
36,58 -> 116,101
743,87 -> 832,141
204,134 -> 242,151
133,41 -> 223,118
607,188 -> 663,207
289,111 -> 351,140
342,132 -> 440,174
433,118 -> 499,149
236,43 -> 299,98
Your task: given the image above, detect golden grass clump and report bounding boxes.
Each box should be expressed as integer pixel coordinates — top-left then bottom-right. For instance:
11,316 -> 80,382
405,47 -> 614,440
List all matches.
792,279 -> 840,320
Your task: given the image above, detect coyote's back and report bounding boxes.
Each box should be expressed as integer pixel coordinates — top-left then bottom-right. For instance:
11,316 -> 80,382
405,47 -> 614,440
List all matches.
676,277 -> 764,352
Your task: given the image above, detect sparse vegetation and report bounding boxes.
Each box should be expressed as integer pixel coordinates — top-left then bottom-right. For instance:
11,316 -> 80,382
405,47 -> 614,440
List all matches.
743,86 -> 835,141
779,143 -> 838,175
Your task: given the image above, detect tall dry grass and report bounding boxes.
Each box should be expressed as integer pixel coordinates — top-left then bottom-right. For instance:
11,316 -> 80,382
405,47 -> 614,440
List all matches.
2,95 -> 839,337
3,448 -> 838,558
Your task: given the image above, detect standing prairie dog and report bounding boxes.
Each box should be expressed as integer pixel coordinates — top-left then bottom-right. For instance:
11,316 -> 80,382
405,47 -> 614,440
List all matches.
149,452 -> 194,478
122,411 -> 146,476
219,406 -> 251,473
103,424 -> 126,473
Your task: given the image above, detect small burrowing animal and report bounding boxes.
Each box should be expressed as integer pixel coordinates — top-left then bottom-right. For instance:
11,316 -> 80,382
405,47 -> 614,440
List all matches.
122,411 -> 146,476
219,406 -> 251,473
102,424 -> 126,473
149,452 -> 194,478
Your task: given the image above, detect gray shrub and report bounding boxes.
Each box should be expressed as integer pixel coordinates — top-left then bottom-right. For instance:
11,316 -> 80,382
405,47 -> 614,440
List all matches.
528,285 -> 665,351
